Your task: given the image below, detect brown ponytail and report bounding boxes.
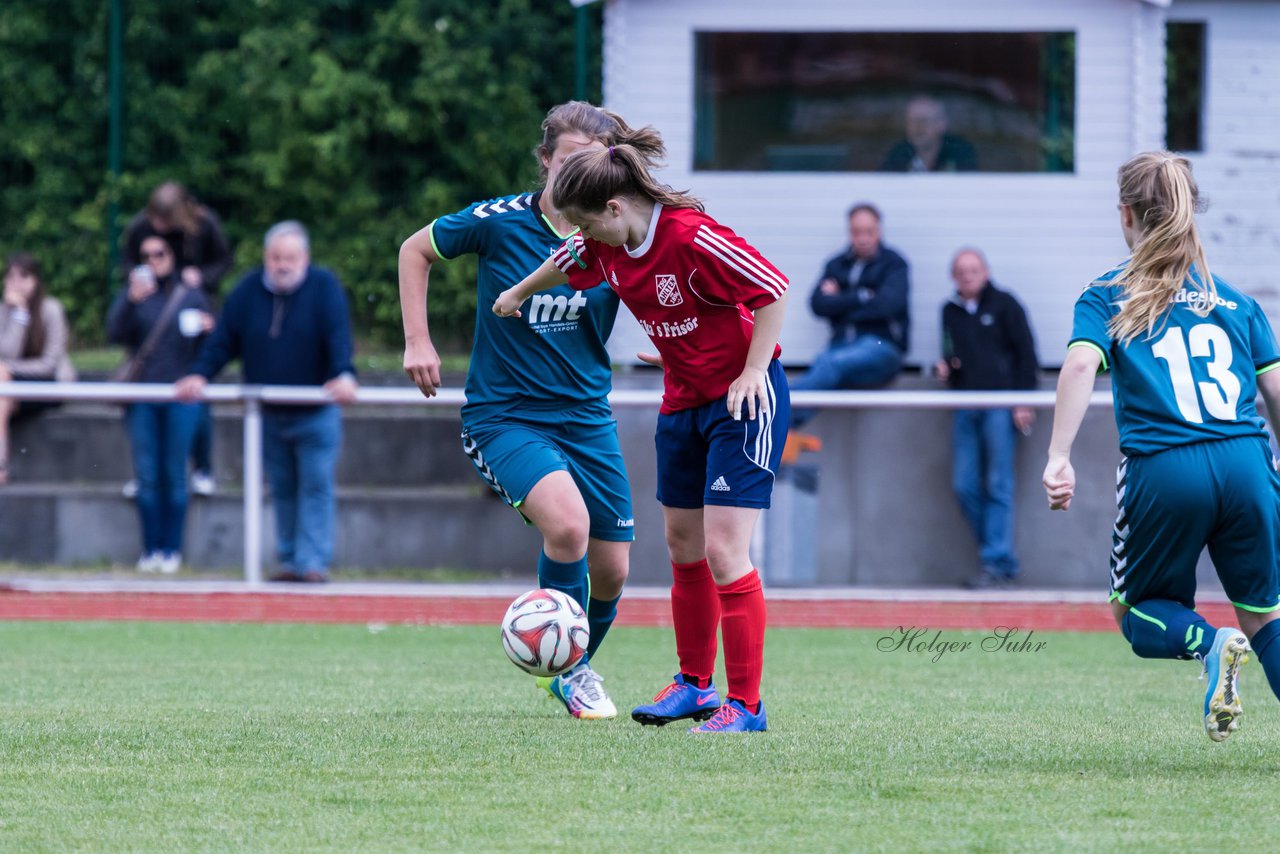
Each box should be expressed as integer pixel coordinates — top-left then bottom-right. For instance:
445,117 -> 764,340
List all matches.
534,101 -> 668,182
551,143 -> 702,216
1108,151 -> 1215,344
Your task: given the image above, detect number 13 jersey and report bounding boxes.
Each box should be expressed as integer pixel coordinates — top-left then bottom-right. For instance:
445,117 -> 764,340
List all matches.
1070,264 -> 1280,456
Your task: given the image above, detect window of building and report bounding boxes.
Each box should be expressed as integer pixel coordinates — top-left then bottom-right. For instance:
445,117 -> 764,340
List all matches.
1165,22 -> 1206,153
694,31 -> 1076,173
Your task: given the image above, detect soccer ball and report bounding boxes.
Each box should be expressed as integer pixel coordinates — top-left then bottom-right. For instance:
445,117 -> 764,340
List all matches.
500,588 -> 589,678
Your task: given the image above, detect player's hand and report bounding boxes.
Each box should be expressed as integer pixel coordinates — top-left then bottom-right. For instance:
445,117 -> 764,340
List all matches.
492,289 -> 523,318
1042,455 -> 1075,511
404,339 -> 442,398
637,351 -> 663,368
727,366 -> 768,421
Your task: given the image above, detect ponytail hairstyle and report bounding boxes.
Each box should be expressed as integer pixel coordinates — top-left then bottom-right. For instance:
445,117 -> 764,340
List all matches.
1,252 -> 48,358
1108,151 -> 1214,344
534,100 -> 668,183
551,144 -> 702,217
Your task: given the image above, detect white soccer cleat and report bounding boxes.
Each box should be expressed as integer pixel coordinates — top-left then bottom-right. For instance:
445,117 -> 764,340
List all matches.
1202,627 -> 1250,742
549,663 -> 617,720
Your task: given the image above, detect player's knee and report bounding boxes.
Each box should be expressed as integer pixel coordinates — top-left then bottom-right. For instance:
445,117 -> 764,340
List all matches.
703,541 -> 748,580
542,517 -> 590,557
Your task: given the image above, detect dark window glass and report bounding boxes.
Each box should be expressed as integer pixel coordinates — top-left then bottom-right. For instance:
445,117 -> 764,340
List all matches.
1166,22 -> 1206,152
694,31 -> 1076,173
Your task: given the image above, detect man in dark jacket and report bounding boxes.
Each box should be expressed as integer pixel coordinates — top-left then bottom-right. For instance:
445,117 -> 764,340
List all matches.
935,248 -> 1038,588
177,221 -> 357,583
790,203 -> 910,430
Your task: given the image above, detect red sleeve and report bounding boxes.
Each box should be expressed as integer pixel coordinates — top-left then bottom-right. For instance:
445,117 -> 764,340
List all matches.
551,234 -> 607,291
686,219 -> 788,309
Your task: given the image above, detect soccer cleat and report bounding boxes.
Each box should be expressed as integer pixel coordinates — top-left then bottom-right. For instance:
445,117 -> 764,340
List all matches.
631,674 -> 720,726
689,698 -> 767,733
546,663 -> 617,720
1202,627 -> 1250,742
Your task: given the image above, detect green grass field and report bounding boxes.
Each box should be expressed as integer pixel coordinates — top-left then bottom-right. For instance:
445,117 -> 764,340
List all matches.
2,622 -> 1278,852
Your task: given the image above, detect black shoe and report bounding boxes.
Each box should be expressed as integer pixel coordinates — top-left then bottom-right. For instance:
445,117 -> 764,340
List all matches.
269,570 -> 302,583
301,571 -> 329,584
963,568 -> 1006,590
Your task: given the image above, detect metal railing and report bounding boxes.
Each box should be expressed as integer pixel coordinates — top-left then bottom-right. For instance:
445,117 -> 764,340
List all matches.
0,380 -> 1114,586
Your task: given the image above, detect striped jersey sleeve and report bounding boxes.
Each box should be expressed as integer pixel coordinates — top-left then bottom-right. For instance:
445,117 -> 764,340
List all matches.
687,220 -> 788,309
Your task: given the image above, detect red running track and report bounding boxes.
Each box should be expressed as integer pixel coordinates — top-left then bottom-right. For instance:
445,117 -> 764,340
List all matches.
0,588 -> 1245,632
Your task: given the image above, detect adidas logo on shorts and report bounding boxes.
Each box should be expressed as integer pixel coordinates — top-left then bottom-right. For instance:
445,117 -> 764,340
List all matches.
710,476 -> 731,492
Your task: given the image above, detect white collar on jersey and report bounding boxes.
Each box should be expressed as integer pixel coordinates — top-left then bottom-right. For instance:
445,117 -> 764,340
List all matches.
625,203 -> 663,259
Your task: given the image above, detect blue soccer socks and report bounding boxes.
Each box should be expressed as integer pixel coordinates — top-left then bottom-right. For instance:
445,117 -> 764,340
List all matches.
1122,600 -> 1214,659
537,551 -> 589,616
586,594 -> 620,660
1247,618 -> 1280,702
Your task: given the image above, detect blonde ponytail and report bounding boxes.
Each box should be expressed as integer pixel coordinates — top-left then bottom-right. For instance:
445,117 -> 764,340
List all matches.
1108,151 -> 1215,344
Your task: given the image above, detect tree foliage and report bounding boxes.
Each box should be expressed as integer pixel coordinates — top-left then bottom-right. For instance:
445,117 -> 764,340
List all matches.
0,0 -> 601,348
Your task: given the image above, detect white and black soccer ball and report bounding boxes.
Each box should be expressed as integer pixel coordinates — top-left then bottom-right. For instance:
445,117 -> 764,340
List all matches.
500,588 -> 589,678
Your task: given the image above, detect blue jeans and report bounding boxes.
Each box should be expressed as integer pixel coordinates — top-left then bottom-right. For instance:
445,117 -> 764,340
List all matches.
125,402 -> 202,554
263,406 -> 342,574
190,402 -> 213,473
791,336 -> 903,426
952,409 -> 1019,577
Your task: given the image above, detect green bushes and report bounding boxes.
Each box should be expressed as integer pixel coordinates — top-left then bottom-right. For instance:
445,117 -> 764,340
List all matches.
0,0 -> 599,350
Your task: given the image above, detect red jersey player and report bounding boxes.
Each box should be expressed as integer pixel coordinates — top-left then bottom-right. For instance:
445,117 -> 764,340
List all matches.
494,143 -> 790,733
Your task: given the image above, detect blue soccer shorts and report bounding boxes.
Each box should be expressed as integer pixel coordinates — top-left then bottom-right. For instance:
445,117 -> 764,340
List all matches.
655,359 -> 790,510
461,416 -> 635,543
1109,435 -> 1280,613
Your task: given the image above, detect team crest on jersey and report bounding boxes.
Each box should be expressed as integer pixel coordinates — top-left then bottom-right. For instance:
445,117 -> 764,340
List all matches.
656,274 -> 683,307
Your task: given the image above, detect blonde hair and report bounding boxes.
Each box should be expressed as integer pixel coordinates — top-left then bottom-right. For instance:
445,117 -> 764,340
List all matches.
534,102 -> 667,183
1108,151 -> 1214,344
551,144 -> 702,216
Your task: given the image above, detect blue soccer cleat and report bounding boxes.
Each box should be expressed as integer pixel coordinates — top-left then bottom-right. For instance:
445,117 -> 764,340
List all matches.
1202,627 -> 1250,742
631,674 -> 720,726
689,698 -> 767,733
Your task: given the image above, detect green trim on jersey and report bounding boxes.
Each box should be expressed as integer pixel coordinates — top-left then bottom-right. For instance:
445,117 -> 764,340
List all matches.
1067,339 -> 1109,372
427,222 -> 451,262
1257,360 -> 1280,376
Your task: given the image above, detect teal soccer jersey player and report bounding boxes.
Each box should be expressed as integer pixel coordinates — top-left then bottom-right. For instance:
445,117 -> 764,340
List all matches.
1044,151 -> 1280,742
399,103 -> 665,720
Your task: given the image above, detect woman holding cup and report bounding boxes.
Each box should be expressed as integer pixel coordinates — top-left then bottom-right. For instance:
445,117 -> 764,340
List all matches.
107,235 -> 213,573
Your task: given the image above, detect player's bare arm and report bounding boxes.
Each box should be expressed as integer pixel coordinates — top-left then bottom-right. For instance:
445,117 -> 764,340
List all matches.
399,224 -> 444,398
493,257 -> 570,318
727,293 -> 788,421
1043,344 -> 1103,510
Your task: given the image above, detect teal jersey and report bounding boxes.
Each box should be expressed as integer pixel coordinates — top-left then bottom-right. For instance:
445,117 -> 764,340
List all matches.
1070,265 -> 1280,456
429,191 -> 619,425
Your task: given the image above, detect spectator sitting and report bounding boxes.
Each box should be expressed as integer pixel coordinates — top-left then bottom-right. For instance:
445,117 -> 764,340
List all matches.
787,203 -> 910,443
177,221 -> 358,584
0,253 -> 77,484
935,248 -> 1038,589
107,236 -> 214,574
121,182 -> 233,496
881,96 -> 978,173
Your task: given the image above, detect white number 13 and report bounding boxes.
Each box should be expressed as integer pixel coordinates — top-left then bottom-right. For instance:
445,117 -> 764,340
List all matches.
1151,324 -> 1240,423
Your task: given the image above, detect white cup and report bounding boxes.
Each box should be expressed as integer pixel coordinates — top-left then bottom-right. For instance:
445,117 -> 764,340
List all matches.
178,308 -> 204,337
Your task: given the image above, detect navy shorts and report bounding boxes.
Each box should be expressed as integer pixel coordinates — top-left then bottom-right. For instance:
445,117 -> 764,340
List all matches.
461,416 -> 635,543
655,359 -> 790,509
1110,435 -> 1280,613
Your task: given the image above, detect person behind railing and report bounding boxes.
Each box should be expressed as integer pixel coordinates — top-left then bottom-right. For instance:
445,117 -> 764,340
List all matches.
120,182 -> 234,497
0,252 -> 76,485
107,236 -> 214,574
783,203 -> 910,461
935,248 -> 1038,589
177,221 -> 358,584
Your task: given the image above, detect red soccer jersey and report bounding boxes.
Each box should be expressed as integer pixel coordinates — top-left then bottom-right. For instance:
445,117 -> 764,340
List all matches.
551,205 -> 787,413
